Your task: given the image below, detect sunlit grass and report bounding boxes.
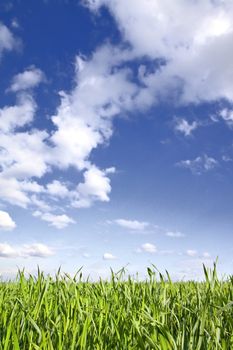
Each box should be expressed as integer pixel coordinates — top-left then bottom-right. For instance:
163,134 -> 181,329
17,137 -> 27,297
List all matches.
0,263 -> 232,349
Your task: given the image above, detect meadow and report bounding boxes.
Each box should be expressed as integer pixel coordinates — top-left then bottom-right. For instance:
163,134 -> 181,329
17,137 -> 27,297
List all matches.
0,264 -> 232,349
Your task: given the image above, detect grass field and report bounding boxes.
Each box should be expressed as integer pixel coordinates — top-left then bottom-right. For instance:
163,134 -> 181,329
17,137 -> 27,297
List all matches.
0,264 -> 232,349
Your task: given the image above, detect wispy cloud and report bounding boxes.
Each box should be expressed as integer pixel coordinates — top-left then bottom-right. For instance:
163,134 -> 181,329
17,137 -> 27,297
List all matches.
218,108 -> 233,128
177,154 -> 218,175
166,231 -> 185,238
114,219 -> 149,231
174,118 -> 198,136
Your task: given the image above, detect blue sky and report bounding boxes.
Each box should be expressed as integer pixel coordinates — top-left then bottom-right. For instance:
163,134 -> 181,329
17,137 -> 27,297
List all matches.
0,0 -> 233,280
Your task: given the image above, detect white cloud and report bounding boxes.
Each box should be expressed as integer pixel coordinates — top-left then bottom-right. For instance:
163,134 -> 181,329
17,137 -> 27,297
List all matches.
166,231 -> 185,238
4,0 -> 232,228
46,180 -> 70,198
140,243 -> 157,253
219,108 -> 233,128
177,154 -> 218,174
0,22 -> 18,58
73,166 -> 115,208
0,128 -> 50,208
0,46 -> 130,223
103,252 -> 117,260
86,0 -> 233,104
0,210 -> 16,231
0,243 -> 17,258
10,67 -> 45,92
49,47 -> 137,171
22,243 -> 54,257
33,211 -> 75,229
0,93 -> 36,133
186,249 -> 198,257
0,68 -> 50,213
0,242 -> 54,258
114,219 -> 149,231
0,130 -> 49,179
175,118 -> 198,136
2,1 -> 233,228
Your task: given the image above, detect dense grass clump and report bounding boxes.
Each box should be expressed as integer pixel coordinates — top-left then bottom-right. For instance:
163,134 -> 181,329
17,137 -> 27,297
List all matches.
0,264 -> 233,349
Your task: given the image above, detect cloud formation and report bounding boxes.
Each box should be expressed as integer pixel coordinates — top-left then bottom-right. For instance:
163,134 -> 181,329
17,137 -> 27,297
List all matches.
103,252 -> 117,260
0,52 -> 121,227
9,67 -> 45,92
174,118 -> 198,137
73,166 -> 116,208
86,0 -> 233,103
0,243 -> 54,258
139,243 -> 157,254
177,154 -> 218,175
0,211 -> 16,231
2,0 -> 233,229
33,211 -> 76,229
0,22 -> 18,59
114,219 -> 149,231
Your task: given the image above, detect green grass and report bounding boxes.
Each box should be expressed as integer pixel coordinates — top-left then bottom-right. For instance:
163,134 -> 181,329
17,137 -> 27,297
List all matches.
0,263 -> 232,349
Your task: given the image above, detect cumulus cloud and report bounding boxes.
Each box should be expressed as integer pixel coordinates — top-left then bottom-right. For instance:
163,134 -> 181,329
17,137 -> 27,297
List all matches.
103,252 -> 117,260
86,0 -> 233,104
177,154 -> 218,175
0,52 -> 120,225
139,243 -> 157,254
73,166 -> 115,208
0,44 -> 133,226
0,93 -> 37,133
0,242 -> 54,258
9,67 -> 45,92
46,180 -> 70,199
49,47 -> 137,171
33,211 -> 76,229
114,219 -> 149,231
0,210 -> 16,231
174,118 -> 198,136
